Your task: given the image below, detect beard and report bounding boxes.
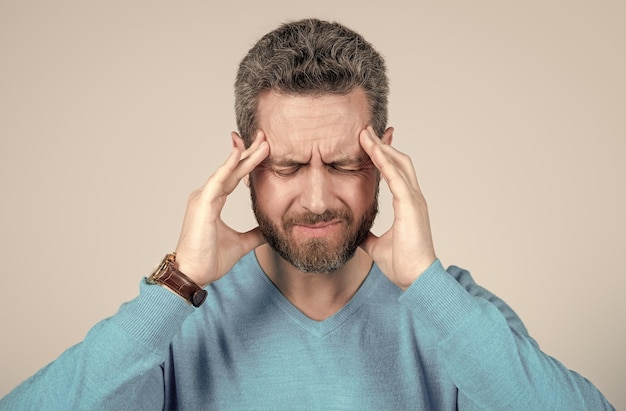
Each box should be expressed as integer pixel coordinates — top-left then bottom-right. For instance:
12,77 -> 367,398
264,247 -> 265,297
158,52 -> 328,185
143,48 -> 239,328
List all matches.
250,183 -> 378,273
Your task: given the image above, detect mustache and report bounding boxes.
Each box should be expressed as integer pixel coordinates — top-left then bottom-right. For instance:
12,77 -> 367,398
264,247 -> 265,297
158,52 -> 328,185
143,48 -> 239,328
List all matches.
283,208 -> 353,228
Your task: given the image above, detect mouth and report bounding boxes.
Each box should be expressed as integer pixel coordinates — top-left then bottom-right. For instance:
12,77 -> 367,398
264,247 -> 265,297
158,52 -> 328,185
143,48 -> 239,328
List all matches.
291,220 -> 343,237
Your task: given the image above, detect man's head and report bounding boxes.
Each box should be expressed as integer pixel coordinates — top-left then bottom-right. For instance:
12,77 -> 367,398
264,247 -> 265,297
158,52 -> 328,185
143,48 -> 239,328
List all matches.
249,90 -> 385,273
237,20 -> 391,273
235,18 -> 388,147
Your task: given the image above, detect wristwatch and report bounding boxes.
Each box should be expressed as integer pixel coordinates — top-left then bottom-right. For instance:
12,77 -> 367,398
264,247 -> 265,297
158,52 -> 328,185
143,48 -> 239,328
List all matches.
147,253 -> 208,307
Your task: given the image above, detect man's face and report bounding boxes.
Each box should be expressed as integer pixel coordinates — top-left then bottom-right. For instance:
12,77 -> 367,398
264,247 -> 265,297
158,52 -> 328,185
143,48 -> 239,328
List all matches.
249,88 -> 381,273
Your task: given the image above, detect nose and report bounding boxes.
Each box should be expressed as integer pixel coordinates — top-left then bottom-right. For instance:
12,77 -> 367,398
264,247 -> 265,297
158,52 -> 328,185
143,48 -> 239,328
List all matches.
298,166 -> 332,215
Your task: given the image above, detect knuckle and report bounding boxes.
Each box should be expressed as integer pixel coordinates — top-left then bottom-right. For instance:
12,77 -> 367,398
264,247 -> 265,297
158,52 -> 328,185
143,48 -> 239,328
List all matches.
188,188 -> 202,201
370,144 -> 386,160
399,152 -> 412,166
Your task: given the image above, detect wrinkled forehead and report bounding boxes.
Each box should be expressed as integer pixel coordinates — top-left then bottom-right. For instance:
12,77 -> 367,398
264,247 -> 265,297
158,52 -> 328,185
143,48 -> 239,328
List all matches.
257,89 -> 370,162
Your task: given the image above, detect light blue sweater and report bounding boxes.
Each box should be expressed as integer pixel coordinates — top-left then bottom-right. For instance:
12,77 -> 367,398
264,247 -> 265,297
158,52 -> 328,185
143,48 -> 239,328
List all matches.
1,253 -> 614,410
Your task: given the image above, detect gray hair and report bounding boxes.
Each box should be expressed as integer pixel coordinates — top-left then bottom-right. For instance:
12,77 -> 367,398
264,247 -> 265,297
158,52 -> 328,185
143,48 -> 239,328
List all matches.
235,18 -> 389,146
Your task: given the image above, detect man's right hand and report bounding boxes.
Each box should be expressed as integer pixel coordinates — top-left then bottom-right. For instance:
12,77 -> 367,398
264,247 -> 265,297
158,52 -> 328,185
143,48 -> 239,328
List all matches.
174,131 -> 269,287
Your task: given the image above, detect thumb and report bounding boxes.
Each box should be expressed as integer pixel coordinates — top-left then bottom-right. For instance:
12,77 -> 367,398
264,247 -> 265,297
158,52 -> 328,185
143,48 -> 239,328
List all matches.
359,231 -> 378,257
239,226 -> 267,254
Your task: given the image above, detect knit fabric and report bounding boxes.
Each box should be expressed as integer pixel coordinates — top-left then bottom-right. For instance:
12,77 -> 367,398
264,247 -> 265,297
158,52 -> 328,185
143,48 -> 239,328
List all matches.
1,252 -> 614,410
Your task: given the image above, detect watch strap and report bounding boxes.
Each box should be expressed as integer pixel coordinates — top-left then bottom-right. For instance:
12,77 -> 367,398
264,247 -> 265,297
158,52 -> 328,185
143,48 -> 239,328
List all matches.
148,253 -> 208,307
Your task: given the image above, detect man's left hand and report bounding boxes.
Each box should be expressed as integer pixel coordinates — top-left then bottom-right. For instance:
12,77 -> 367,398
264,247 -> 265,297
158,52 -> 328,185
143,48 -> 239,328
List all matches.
359,126 -> 437,290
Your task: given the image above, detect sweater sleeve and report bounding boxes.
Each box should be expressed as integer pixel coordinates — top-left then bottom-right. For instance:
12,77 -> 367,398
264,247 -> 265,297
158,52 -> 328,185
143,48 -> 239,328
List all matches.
0,279 -> 194,411
399,259 -> 615,410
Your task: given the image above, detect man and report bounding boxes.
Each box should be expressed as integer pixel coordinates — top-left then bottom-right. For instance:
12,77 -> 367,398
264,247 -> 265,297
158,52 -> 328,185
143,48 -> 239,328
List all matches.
1,18 -> 613,410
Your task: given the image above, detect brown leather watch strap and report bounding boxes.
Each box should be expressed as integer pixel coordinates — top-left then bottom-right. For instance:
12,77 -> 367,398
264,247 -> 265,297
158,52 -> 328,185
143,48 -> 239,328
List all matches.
147,253 -> 208,307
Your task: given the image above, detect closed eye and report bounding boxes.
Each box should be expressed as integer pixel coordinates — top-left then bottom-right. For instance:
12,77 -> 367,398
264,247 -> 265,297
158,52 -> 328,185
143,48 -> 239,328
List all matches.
272,166 -> 301,177
329,165 -> 360,174
327,158 -> 373,175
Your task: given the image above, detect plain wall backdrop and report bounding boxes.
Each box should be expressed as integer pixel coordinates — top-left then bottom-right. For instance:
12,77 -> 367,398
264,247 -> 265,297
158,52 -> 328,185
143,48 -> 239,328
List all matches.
1,0 -> 624,407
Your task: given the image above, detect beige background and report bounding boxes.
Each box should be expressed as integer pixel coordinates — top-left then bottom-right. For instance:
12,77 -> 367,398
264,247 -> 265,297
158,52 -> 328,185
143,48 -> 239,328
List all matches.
1,0 -> 624,407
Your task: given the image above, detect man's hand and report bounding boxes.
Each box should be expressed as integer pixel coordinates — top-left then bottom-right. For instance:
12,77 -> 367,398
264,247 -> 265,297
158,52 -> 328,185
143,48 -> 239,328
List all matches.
174,132 -> 269,287
359,127 -> 436,290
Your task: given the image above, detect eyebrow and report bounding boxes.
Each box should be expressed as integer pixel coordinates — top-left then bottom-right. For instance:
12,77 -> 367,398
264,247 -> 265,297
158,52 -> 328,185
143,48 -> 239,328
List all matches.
263,154 -> 368,168
262,157 -> 305,168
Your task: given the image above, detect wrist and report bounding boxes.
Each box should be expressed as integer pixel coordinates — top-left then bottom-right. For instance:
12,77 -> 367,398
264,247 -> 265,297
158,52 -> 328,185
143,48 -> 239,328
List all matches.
174,258 -> 208,287
147,253 -> 208,307
398,256 -> 438,291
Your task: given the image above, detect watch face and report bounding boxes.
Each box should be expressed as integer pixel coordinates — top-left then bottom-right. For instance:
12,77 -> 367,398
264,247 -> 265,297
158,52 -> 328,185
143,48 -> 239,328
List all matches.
148,255 -> 172,283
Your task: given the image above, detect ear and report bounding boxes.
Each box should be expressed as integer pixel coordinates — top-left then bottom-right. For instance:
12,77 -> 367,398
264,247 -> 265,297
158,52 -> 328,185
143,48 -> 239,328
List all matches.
381,126 -> 394,145
231,131 -> 246,150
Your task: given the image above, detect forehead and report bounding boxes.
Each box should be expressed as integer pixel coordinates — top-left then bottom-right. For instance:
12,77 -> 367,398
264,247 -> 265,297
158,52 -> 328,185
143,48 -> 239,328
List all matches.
256,88 -> 370,162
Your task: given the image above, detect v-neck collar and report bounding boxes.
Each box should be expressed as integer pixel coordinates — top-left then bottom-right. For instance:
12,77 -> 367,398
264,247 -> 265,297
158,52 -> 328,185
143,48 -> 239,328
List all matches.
248,251 -> 380,338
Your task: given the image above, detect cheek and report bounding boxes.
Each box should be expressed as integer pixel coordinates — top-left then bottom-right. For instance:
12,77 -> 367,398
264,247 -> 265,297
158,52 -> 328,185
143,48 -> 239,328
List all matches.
336,176 -> 378,208
250,171 -> 296,207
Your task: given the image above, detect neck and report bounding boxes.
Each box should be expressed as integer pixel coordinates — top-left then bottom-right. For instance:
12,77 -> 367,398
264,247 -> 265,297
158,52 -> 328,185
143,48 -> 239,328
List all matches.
255,244 -> 373,321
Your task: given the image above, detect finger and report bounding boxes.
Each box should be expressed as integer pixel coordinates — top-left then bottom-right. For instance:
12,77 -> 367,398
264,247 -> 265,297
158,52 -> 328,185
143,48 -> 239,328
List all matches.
207,146 -> 241,186
210,137 -> 269,194
362,127 -> 421,190
360,127 -> 401,175
236,130 -> 266,161
232,139 -> 269,179
363,127 -> 424,198
359,129 -> 416,200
